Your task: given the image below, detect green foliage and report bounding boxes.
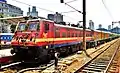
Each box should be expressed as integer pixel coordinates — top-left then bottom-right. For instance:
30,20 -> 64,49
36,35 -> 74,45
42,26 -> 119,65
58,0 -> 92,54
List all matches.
0,13 -> 3,18
10,25 -> 16,33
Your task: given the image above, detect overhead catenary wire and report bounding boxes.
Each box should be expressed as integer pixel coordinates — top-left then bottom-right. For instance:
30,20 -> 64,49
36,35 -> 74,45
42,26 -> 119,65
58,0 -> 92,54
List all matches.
11,0 -> 54,12
60,10 -> 76,13
11,0 -> 80,22
101,0 -> 114,20
66,0 -> 78,3
64,3 -> 83,14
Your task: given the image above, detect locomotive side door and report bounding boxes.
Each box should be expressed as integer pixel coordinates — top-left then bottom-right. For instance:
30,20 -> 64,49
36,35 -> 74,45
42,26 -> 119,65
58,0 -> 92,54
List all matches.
43,21 -> 54,49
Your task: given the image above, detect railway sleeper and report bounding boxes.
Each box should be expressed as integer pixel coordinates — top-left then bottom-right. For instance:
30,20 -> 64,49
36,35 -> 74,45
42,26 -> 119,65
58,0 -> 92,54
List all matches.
84,67 -> 105,71
95,64 -> 107,67
87,65 -> 106,69
82,68 -> 103,72
96,62 -> 108,65
82,70 -> 102,73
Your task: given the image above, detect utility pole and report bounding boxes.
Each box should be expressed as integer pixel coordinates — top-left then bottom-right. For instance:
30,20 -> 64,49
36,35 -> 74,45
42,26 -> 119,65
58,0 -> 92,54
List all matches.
83,0 -> 90,57
112,22 -> 114,29
83,0 -> 86,54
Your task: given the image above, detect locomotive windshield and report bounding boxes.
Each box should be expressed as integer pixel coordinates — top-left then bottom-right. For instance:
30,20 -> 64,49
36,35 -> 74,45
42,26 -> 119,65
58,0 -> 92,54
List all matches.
17,22 -> 26,31
28,21 -> 39,31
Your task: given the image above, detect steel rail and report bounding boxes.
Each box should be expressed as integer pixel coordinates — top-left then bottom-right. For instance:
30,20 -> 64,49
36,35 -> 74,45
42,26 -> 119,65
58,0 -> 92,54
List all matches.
17,60 -> 55,73
75,39 -> 119,72
0,62 -> 21,69
104,44 -> 120,73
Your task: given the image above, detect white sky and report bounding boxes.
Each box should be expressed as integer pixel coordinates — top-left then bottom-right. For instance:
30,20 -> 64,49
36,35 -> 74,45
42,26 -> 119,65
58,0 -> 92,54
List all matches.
7,0 -> 120,29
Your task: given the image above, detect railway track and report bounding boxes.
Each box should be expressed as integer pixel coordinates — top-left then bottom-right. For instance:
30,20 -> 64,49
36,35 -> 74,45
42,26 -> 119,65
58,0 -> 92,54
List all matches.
0,39 -> 119,73
77,39 -> 120,73
0,50 -> 75,73
0,60 -> 55,73
107,43 -> 120,73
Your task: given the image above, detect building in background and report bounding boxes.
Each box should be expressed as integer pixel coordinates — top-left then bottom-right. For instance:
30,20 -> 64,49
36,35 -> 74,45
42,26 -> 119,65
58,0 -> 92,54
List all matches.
97,24 -> 120,34
27,6 -> 38,17
89,20 -> 94,30
97,24 -> 108,32
0,0 -> 23,33
0,0 -> 23,17
108,25 -> 111,30
97,28 -> 108,32
48,12 -> 63,23
111,26 -> 120,34
98,24 -> 102,29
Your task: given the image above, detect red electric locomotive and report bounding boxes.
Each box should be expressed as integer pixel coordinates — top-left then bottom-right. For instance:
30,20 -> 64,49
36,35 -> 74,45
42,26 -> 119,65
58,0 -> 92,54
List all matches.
10,19 -> 108,63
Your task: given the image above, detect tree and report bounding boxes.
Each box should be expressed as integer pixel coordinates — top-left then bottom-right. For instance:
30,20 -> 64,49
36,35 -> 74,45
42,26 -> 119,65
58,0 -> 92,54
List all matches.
10,24 -> 16,33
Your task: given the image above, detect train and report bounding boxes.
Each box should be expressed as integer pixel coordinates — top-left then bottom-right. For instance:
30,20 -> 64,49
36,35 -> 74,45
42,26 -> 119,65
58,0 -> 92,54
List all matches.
0,33 -> 14,48
10,19 -> 119,63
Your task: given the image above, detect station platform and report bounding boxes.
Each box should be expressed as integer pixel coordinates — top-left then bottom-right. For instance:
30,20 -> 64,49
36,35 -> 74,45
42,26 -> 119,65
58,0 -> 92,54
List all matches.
0,49 -> 12,57
42,39 -> 118,73
0,48 -> 12,63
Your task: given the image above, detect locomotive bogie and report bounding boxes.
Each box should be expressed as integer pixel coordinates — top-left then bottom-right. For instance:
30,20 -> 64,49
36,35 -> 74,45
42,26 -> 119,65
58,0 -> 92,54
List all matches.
11,46 -> 50,63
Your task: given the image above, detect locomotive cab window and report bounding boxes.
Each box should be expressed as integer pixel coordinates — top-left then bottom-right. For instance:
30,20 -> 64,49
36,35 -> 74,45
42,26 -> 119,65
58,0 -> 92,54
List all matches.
27,21 -> 40,31
17,22 -> 26,31
45,24 -> 49,33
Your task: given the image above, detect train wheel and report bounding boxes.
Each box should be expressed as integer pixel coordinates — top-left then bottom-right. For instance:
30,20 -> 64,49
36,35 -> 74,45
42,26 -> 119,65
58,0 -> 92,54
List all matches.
65,46 -> 70,55
70,45 -> 74,53
69,46 -> 72,54
76,44 -> 81,51
35,48 -> 49,63
48,49 -> 54,59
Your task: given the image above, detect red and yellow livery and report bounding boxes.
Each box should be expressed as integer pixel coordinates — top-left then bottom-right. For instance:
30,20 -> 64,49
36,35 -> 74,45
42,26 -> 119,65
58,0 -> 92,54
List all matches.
11,19 -> 111,63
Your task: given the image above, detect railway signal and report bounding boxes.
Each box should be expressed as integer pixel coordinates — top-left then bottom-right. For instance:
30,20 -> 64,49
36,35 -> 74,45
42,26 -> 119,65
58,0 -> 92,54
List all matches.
112,21 -> 120,29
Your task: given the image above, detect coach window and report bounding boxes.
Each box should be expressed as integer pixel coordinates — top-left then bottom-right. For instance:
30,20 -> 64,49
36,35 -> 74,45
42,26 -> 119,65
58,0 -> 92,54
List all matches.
55,31 -> 60,38
88,34 -> 90,37
86,34 -> 88,37
78,33 -> 80,37
68,32 -> 70,37
90,34 -> 92,37
77,33 -> 79,37
75,33 -> 77,37
80,33 -> 82,37
72,33 -> 74,37
62,32 -> 66,38
45,24 -> 49,33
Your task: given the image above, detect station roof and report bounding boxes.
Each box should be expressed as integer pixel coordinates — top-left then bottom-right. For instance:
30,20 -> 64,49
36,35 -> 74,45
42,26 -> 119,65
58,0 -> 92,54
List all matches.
0,16 -> 47,25
0,16 -> 30,25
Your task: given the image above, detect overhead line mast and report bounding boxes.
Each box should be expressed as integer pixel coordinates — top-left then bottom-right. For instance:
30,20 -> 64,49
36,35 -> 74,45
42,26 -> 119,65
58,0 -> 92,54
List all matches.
60,0 -> 90,57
